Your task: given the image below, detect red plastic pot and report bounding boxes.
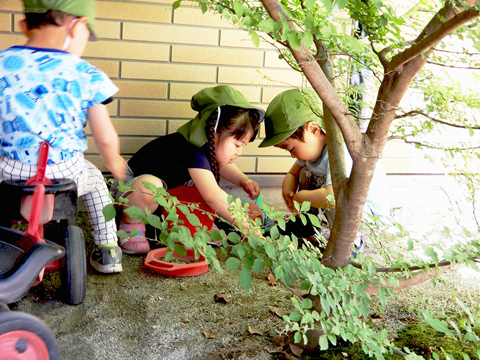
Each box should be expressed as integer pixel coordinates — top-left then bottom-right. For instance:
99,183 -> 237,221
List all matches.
144,248 -> 208,277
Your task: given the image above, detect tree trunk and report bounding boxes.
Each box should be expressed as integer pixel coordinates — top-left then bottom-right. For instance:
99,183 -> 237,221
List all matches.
260,0 -> 480,268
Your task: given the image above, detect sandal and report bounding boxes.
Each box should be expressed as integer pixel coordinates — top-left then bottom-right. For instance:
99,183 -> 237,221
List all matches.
118,222 -> 150,255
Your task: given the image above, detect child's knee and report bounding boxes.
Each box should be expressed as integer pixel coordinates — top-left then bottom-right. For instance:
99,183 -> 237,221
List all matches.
134,175 -> 163,195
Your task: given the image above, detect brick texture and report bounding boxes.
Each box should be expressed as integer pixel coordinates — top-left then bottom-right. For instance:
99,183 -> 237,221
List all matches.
0,14 -> 11,31
0,0 -> 444,177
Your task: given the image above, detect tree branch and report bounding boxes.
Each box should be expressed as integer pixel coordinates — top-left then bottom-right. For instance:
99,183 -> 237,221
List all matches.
395,110 -> 480,129
260,0 -> 364,155
427,60 -> 480,69
387,2 -> 480,72
387,135 -> 480,151
365,265 -> 451,295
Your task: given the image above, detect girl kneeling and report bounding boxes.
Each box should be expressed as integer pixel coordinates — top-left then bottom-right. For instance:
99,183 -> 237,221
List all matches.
116,85 -> 265,254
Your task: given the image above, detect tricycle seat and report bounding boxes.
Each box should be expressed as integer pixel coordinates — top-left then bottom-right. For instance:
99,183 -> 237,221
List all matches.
0,226 -> 65,304
0,179 -> 78,221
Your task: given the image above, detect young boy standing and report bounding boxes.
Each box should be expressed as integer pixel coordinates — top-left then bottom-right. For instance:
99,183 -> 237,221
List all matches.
0,0 -> 127,273
259,89 -> 390,252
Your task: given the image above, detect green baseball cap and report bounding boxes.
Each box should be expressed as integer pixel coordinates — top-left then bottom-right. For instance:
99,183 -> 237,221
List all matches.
259,88 -> 325,147
178,85 -> 265,148
22,0 -> 98,41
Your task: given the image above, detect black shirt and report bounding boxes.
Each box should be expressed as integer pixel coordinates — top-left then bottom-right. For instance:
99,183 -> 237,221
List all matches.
127,133 -> 212,189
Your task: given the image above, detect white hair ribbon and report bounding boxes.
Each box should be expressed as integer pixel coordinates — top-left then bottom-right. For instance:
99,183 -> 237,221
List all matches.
213,106 -> 221,132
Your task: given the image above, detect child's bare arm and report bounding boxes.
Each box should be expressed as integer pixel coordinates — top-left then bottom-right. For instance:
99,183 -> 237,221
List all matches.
189,167 -> 234,222
219,164 -> 259,200
293,184 -> 334,209
189,168 -> 256,231
282,163 -> 302,212
88,104 -> 127,179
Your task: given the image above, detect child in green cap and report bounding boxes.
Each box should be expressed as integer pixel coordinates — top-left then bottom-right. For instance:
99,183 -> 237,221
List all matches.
260,89 -> 391,255
0,0 -> 127,273
115,85 -> 265,254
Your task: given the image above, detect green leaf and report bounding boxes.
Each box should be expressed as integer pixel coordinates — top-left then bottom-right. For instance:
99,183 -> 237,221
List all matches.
146,214 -> 162,229
172,0 -> 181,10
322,0 -> 332,12
301,298 -> 312,310
124,206 -> 146,221
253,258 -> 264,272
380,15 -> 388,27
208,229 -> 224,241
422,311 -> 453,336
117,229 -> 128,239
307,213 -> 321,227
277,217 -> 286,231
165,213 -> 178,222
300,214 -> 307,226
300,201 -> 311,212
294,331 -> 302,343
265,243 -> 276,259
336,0 -> 347,9
232,244 -> 246,259
287,31 -> 301,50
227,231 -> 241,244
250,30 -> 260,48
102,203 -> 116,222
225,257 -> 241,271
155,196 -> 169,208
294,200 -> 300,212
302,30 -> 314,49
327,334 -> 337,346
233,0 -> 244,17
257,19 -> 273,33
474,41 -> 480,51
186,213 -> 201,227
174,244 -> 187,256
239,266 -> 251,292
142,181 -> 159,194
274,265 -> 284,279
423,245 -> 439,263
270,225 -> 279,240
290,312 -> 302,322
319,335 -> 329,350
407,238 -> 414,251
377,287 -> 387,308
129,228 -> 139,237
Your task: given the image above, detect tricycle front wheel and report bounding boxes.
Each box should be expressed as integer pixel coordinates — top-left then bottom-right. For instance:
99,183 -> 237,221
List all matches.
0,311 -> 60,360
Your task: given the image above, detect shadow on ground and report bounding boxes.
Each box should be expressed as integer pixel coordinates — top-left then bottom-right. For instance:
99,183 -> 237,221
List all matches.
12,238 -> 292,360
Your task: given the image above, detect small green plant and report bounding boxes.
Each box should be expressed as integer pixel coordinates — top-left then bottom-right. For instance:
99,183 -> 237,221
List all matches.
103,181 -> 480,359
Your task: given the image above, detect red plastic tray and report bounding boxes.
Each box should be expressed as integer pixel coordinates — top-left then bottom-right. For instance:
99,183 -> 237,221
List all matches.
144,248 -> 208,277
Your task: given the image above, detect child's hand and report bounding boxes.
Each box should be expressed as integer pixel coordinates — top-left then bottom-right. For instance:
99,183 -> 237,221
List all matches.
282,190 -> 296,212
241,179 -> 260,200
106,154 -> 127,180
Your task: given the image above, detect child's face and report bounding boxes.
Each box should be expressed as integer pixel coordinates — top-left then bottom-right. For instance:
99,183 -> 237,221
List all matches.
215,133 -> 252,166
275,123 -> 325,163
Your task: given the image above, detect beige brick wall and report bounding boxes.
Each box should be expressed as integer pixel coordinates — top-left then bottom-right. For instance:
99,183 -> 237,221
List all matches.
0,0 -> 451,175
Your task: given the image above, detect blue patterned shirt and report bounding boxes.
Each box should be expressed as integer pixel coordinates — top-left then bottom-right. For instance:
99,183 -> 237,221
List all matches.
0,46 -> 118,164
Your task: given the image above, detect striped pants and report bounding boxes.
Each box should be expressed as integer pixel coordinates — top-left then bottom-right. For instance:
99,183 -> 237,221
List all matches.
0,153 -> 117,246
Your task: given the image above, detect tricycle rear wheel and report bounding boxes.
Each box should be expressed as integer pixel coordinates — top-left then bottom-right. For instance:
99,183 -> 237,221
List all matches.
61,225 -> 86,305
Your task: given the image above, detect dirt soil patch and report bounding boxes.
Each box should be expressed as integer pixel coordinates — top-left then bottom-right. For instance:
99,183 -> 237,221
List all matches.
11,220 -> 293,360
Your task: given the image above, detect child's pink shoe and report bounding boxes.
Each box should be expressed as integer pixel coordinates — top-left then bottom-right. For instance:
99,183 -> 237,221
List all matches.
118,222 -> 150,255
